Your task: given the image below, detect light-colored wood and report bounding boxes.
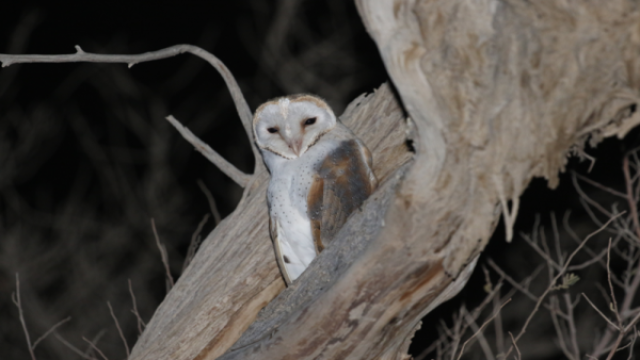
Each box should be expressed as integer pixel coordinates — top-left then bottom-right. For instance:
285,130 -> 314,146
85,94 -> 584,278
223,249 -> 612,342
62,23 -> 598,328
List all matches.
128,84 -> 411,360
130,1 -> 640,359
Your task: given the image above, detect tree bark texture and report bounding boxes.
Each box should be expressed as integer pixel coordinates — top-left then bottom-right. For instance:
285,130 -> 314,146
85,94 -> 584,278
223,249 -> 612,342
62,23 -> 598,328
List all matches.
130,1 -> 640,359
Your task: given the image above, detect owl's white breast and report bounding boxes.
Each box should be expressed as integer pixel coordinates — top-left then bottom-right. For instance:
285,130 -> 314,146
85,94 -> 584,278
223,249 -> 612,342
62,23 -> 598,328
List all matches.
262,136 -> 341,275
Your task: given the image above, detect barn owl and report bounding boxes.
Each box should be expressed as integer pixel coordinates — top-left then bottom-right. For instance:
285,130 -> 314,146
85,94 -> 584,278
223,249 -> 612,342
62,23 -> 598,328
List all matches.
253,94 -> 377,285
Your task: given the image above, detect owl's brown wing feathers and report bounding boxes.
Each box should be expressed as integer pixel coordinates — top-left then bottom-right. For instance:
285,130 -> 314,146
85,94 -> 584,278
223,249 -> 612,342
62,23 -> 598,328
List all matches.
269,216 -> 293,286
307,139 -> 377,253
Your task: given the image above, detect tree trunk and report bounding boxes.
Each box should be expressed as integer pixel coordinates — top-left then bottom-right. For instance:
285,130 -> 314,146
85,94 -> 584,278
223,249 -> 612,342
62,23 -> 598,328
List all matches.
129,1 -> 640,359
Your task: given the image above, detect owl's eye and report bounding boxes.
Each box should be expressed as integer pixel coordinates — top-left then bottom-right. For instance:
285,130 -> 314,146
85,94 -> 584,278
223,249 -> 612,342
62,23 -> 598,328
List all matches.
304,117 -> 317,126
267,127 -> 279,134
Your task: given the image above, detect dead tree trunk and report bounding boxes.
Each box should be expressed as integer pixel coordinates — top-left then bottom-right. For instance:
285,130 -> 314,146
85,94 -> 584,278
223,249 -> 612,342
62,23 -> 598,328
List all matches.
128,1 -> 640,359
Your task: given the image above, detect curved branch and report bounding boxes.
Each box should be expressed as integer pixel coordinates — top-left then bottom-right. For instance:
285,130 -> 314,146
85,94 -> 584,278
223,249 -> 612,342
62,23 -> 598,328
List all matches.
0,44 -> 261,167
166,115 -> 251,187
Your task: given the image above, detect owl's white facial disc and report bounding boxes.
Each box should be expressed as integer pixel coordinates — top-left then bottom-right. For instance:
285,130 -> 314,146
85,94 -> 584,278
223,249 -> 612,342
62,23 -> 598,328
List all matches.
253,96 -> 336,160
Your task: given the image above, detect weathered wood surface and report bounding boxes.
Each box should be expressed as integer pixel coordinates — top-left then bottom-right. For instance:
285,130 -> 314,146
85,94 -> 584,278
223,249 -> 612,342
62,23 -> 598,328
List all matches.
129,83 -> 412,360
130,1 -> 640,359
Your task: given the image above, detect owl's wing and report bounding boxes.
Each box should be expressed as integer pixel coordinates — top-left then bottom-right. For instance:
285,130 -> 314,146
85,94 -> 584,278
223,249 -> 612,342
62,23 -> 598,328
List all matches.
269,216 -> 293,286
308,139 -> 377,253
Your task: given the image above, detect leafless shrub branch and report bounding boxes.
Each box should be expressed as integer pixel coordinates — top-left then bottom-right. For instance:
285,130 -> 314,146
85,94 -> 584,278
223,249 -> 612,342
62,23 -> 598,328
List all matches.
12,273 -> 37,360
504,213 -> 622,358
183,213 -> 210,273
455,299 -> 511,360
82,336 -> 110,360
0,44 -> 259,186
128,279 -> 146,336
165,115 -> 250,187
197,179 -> 222,225
151,218 -> 174,291
107,301 -> 130,358
54,333 -> 97,360
31,316 -> 72,350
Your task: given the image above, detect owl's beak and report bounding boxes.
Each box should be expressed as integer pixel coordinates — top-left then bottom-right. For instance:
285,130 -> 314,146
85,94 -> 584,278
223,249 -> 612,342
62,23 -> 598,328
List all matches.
287,138 -> 303,156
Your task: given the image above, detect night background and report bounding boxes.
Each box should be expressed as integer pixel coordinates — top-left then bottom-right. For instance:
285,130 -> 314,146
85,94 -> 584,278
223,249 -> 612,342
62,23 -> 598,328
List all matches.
1,2 -> 639,359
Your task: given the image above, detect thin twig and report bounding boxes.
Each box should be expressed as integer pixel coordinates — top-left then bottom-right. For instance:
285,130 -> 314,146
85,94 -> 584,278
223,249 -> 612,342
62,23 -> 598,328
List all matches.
0,44 -> 261,184
446,309 -> 465,360
461,307 -> 495,360
520,233 -> 562,272
626,327 -> 637,360
606,239 -> 622,327
573,171 -> 628,199
54,333 -> 95,360
166,115 -> 250,187
0,45 -> 253,138
197,179 -> 222,225
623,155 -> 640,242
12,273 -> 36,360
82,337 -> 109,360
128,279 -> 146,335
487,260 -> 541,303
508,332 -> 521,360
183,213 -> 210,273
606,333 -> 626,360
84,330 -> 107,360
564,293 -> 581,360
151,218 -> 175,290
455,298 -> 512,360
620,155 -> 640,315
549,297 -> 575,360
623,311 -> 640,334
573,174 -> 614,220
32,316 -> 72,349
491,291 -> 505,357
107,302 -> 130,358
504,213 -> 622,359
417,280 -> 506,360
582,293 -> 620,330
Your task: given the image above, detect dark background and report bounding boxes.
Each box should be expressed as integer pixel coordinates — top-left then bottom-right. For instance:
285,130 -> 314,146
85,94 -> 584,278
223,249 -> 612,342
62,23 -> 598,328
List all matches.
1,2 -> 638,359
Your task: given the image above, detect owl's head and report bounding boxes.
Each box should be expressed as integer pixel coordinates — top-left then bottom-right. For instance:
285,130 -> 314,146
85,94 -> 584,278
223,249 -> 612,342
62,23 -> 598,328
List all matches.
253,94 -> 336,159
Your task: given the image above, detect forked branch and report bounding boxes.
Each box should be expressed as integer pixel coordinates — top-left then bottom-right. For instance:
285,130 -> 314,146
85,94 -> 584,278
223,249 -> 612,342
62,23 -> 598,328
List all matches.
0,44 -> 258,187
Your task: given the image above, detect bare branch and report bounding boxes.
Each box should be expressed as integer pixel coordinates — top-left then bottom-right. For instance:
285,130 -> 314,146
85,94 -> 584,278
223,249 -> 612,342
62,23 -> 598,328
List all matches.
12,273 -> 36,360
128,279 -> 146,335
623,155 -> 640,243
455,298 -> 511,360
150,218 -> 174,290
183,213 -> 210,273
84,330 -> 107,360
166,115 -> 250,187
54,334 -> 96,360
582,293 -> 620,330
505,213 -> 622,358
564,293 -> 581,360
32,316 -> 72,350
107,301 -> 130,358
82,336 -> 110,360
508,332 -> 521,360
0,44 -> 255,143
487,260 -> 542,303
197,179 -> 222,225
606,239 -> 623,328
573,171 -> 628,199
626,327 -> 638,360
461,307 -> 495,360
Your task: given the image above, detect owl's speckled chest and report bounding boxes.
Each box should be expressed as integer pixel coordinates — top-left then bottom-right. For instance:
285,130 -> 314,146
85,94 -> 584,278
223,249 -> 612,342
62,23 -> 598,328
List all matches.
265,138 -> 338,218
